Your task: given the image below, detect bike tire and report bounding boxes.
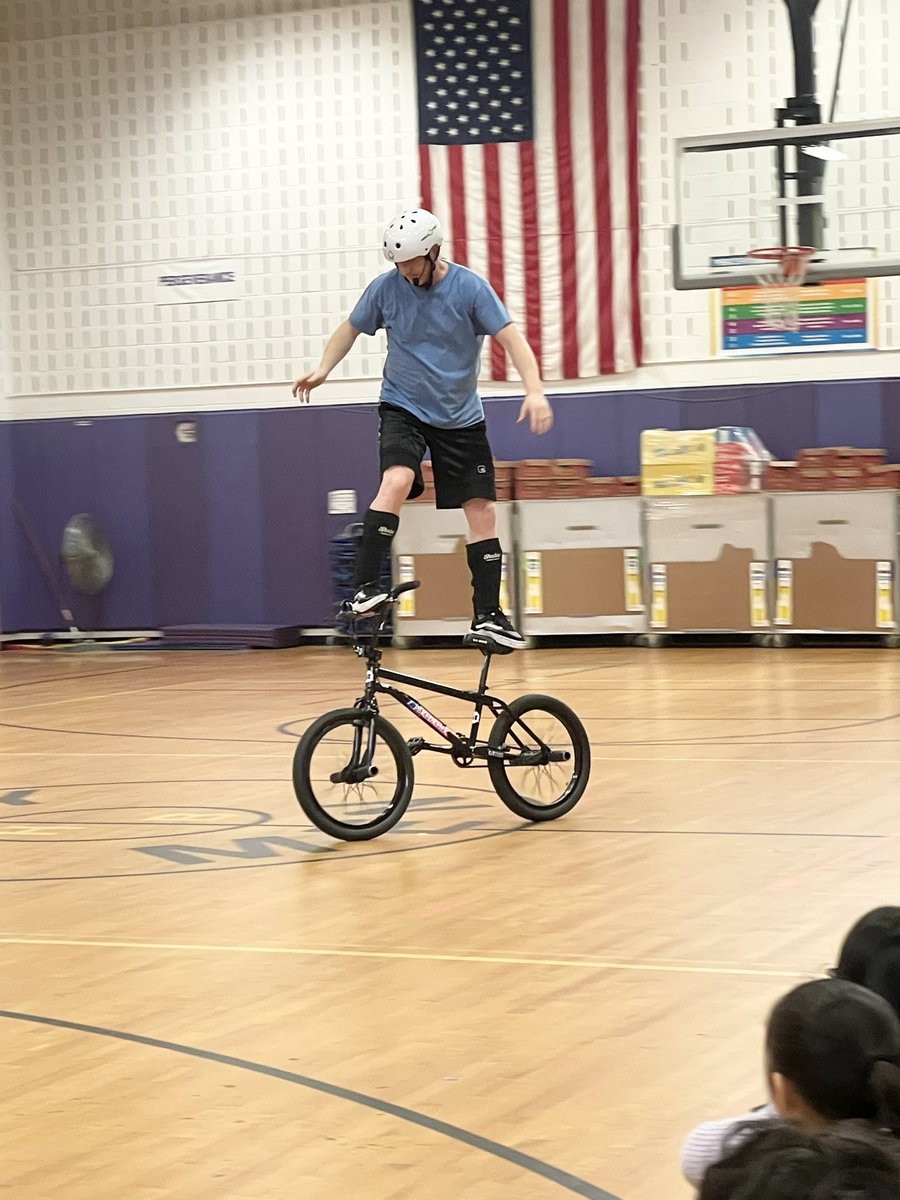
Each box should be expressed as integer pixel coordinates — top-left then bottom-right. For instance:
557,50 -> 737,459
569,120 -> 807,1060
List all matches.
487,693 -> 591,821
292,708 -> 414,841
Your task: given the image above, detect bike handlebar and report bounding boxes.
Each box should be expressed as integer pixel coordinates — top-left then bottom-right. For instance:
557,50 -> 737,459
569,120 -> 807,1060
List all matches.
391,580 -> 421,600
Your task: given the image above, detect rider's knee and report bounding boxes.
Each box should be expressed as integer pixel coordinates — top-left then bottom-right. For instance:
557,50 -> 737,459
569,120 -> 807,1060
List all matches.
375,466 -> 415,506
463,497 -> 496,537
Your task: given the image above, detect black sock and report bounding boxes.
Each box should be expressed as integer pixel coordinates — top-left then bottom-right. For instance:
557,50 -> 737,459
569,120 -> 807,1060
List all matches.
353,509 -> 399,588
466,538 -> 503,616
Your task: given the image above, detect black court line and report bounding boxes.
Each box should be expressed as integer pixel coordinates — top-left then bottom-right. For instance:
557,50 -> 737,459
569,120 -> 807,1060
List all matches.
0,825 -> 523,883
6,700 -> 900,750
0,663 -> 168,693
0,718 -> 289,744
580,708 -> 900,747
0,1010 -> 621,1200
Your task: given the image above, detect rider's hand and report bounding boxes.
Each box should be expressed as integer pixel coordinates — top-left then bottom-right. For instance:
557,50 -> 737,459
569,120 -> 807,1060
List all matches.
517,391 -> 554,435
291,367 -> 328,403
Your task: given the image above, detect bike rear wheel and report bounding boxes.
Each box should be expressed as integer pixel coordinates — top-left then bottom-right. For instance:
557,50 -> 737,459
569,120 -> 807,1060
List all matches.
487,694 -> 590,821
292,708 -> 414,841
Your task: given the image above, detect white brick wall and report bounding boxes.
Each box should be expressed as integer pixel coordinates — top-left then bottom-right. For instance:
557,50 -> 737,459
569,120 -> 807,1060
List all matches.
641,0 -> 900,364
0,2 -> 416,397
0,0 -> 337,42
2,0 -> 900,410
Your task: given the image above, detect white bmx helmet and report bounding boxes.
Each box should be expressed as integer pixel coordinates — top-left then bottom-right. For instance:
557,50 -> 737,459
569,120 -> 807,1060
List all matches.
382,208 -> 443,263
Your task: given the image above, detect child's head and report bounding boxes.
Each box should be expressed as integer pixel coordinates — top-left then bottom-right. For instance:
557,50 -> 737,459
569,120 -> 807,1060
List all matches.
699,1122 -> 900,1200
766,978 -> 900,1132
833,907 -> 900,1016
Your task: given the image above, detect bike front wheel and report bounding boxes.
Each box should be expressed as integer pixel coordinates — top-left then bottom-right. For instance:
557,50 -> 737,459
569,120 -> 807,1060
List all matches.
487,694 -> 591,821
292,708 -> 414,841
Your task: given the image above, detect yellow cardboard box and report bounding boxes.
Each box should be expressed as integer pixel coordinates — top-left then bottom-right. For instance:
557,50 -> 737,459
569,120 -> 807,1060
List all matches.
641,464 -> 715,496
640,428 -> 716,465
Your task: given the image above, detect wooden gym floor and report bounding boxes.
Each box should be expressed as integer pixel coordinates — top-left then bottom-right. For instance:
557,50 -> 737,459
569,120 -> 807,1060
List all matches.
2,641 -> 899,1199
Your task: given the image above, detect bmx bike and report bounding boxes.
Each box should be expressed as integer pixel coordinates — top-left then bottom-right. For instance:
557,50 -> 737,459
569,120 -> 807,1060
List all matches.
291,582 -> 591,841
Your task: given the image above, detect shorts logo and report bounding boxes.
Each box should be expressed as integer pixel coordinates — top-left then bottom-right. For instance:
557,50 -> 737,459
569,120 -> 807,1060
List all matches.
476,464 -> 487,474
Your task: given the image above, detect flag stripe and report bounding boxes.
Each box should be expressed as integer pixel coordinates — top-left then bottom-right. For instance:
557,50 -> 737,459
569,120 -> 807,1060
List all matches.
532,0 -> 557,378
519,140 -> 543,372
591,0 -> 616,375
553,0 -> 579,379
483,143 -> 509,381
498,141 -> 526,372
462,143 -> 488,281
428,146 -> 452,259
448,144 -> 468,267
570,0 -> 598,377
626,0 -> 644,367
418,143 -> 433,213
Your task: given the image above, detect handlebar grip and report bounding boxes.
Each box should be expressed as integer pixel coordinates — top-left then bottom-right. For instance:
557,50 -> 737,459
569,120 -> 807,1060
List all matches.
392,580 -> 421,599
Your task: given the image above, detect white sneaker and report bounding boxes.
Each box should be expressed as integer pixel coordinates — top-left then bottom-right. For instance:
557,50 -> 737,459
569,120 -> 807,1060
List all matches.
349,582 -> 391,615
463,609 -> 526,651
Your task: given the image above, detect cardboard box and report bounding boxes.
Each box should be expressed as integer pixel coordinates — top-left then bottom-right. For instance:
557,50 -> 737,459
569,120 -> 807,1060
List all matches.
831,468 -> 866,489
523,547 -> 631,617
771,491 -> 898,631
764,462 -> 797,491
780,547 -> 891,631
642,464 -> 714,496
797,446 -> 887,471
795,468 -> 832,491
515,458 -> 592,481
797,447 -> 837,468
554,458 -> 593,479
548,479 -> 589,498
867,465 -> 900,489
644,495 -> 769,630
393,504 -> 515,624
582,477 -> 621,497
653,546 -> 761,631
516,480 -> 558,500
641,428 -> 716,464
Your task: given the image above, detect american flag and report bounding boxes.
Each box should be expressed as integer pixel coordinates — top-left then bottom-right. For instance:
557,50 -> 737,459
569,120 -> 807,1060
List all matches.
414,0 -> 642,380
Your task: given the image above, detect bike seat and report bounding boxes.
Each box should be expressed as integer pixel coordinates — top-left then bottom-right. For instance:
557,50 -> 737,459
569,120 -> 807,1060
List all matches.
462,632 -> 515,656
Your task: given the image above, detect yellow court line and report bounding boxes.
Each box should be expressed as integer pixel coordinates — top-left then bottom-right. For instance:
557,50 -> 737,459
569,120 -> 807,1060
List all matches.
0,751 -> 291,758
0,936 -> 803,979
2,754 -> 899,765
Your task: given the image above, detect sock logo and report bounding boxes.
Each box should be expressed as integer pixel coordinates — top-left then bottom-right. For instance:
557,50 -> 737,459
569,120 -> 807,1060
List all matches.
483,552 -> 502,561
378,526 -> 396,536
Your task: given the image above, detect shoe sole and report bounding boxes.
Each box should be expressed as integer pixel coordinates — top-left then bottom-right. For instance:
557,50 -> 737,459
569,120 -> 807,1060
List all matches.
464,629 -> 525,651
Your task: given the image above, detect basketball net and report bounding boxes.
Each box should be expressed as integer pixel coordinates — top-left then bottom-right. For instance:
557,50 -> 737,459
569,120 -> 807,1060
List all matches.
747,246 -> 815,333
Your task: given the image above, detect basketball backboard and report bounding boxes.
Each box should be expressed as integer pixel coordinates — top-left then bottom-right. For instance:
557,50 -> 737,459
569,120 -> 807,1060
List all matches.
672,116 -> 900,290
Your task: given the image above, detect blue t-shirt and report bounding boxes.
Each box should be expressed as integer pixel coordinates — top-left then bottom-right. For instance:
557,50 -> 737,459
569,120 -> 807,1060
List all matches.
348,262 -> 511,429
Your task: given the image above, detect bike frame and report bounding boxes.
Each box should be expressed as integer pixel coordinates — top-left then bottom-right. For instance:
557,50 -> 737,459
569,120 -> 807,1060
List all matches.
350,617 -> 511,763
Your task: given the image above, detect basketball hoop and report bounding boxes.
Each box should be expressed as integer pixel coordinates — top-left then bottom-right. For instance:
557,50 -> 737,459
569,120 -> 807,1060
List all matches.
747,246 -> 815,332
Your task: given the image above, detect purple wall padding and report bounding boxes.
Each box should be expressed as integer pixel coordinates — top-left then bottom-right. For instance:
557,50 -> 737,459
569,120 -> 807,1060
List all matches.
3,378 -> 900,632
0,421 -> 18,635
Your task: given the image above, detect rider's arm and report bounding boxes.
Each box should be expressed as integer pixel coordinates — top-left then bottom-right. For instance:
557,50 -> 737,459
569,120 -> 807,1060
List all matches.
317,320 -> 361,374
495,323 -> 543,397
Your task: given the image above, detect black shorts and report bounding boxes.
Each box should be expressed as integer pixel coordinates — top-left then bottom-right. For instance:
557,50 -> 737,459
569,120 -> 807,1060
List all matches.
378,403 -> 497,509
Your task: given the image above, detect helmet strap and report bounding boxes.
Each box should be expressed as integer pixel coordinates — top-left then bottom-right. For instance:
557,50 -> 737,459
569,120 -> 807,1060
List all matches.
419,246 -> 440,290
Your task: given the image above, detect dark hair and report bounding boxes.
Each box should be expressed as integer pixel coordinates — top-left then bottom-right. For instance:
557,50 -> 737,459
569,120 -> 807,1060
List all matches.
699,1122 -> 900,1200
767,978 -> 900,1132
834,908 -> 900,1016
